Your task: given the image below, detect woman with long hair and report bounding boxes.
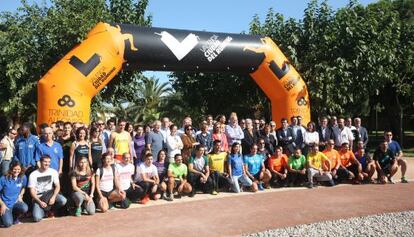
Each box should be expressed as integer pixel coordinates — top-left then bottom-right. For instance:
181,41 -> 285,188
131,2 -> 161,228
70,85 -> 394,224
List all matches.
303,121 -> 319,156
212,123 -> 228,152
0,162 -> 28,227
153,150 -> 168,197
228,143 -> 254,193
69,127 -> 92,170
89,126 -> 104,171
180,125 -> 198,164
95,153 -> 126,212
71,156 -> 95,216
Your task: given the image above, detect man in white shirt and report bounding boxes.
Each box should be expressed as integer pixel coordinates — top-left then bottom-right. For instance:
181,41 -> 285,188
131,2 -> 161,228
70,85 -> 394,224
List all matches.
28,155 -> 67,222
225,112 -> 244,146
336,118 -> 354,150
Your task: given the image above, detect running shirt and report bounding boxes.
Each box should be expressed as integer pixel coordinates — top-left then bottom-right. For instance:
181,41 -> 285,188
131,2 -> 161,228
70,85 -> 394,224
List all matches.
72,173 -> 92,193
133,134 -> 146,162
307,152 -> 329,170
116,163 -> 134,190
288,155 -> 306,170
168,163 -> 188,179
229,154 -> 244,177
90,141 -> 103,169
208,152 -> 227,173
387,140 -> 402,156
244,154 -> 263,175
135,163 -> 158,182
188,156 -> 209,172
323,149 -> 340,170
73,142 -> 89,168
36,142 -> 63,171
373,149 -> 395,168
0,175 -> 27,208
268,154 -> 288,172
113,131 -> 130,155
339,150 -> 356,167
355,151 -> 368,170
96,166 -> 116,192
28,168 -> 59,196
58,136 -> 74,173
153,161 -> 167,180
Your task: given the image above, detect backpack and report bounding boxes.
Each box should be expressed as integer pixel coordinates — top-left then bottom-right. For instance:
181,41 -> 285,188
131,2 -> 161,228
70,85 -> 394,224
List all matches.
99,164 -> 116,180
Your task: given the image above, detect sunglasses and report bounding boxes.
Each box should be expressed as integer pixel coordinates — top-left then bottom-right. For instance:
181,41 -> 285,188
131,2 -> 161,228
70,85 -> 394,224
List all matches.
97,123 -> 104,125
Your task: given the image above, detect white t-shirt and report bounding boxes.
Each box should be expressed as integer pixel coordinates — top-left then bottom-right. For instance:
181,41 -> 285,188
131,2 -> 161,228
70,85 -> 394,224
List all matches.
28,168 -> 59,196
116,163 -> 134,191
135,163 -> 158,182
96,166 -> 117,192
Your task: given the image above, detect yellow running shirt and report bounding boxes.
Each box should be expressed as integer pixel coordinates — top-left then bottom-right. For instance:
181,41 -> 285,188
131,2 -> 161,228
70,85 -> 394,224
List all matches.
307,151 -> 330,170
114,131 -> 130,155
208,152 -> 227,173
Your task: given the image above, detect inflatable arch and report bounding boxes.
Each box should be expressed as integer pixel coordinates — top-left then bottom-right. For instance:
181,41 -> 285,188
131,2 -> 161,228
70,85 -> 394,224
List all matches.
37,22 -> 310,126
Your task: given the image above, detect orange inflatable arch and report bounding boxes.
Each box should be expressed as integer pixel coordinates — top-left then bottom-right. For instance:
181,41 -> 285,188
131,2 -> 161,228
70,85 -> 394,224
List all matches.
37,22 -> 310,126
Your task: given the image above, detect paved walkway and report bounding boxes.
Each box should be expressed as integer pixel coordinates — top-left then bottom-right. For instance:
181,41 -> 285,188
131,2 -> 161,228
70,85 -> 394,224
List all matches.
2,159 -> 414,237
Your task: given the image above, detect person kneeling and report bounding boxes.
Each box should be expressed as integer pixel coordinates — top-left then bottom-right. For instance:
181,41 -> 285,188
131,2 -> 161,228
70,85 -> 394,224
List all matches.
268,146 -> 288,187
71,156 -> 96,216
373,141 -> 398,184
228,143 -> 254,193
29,155 -> 67,222
166,154 -> 192,201
95,154 -> 126,212
244,144 -> 271,191
117,153 -> 144,207
0,162 -> 29,227
188,145 -> 213,197
306,144 -> 335,189
337,142 -> 363,184
135,153 -> 159,204
287,148 -> 307,187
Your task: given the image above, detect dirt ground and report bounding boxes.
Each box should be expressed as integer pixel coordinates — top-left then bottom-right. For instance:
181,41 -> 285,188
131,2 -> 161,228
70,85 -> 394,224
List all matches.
1,159 -> 413,237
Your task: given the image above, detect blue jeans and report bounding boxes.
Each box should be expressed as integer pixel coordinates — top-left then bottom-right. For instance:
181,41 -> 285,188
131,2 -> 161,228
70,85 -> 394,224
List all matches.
32,194 -> 67,222
1,201 -> 28,228
231,174 -> 253,193
1,159 -> 11,176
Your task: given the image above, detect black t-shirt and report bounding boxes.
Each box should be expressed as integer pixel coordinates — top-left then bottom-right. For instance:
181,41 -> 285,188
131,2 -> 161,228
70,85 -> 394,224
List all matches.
373,148 -> 395,168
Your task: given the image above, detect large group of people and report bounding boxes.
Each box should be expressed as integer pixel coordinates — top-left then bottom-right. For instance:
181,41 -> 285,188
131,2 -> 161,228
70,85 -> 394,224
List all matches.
0,113 -> 409,227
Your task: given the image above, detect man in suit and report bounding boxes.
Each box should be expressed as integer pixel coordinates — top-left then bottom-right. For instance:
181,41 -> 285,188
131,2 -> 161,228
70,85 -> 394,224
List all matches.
317,117 -> 334,151
277,118 -> 295,155
354,117 -> 368,149
241,119 -> 260,155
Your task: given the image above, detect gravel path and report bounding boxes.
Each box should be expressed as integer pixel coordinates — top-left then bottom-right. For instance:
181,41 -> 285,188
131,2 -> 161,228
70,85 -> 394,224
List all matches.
246,211 -> 414,237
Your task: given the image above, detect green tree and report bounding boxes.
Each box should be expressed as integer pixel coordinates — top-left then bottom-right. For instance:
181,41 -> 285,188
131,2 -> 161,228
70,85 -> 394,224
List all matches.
0,0 -> 152,124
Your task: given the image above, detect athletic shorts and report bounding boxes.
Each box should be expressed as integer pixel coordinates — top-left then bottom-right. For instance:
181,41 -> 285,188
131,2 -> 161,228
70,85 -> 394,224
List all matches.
381,164 -> 392,175
347,164 -> 359,177
101,189 -> 115,198
253,172 -> 261,181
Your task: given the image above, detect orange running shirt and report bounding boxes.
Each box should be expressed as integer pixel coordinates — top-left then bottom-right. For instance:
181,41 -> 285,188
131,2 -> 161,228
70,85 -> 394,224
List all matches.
268,154 -> 287,172
323,149 -> 340,170
339,150 -> 356,167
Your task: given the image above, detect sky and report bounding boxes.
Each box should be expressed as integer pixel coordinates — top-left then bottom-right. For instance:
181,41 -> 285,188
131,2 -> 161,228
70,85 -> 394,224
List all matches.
1,0 -> 378,83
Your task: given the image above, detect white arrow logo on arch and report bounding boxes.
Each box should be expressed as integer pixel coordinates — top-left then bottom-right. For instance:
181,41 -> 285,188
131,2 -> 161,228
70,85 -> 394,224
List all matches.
155,31 -> 199,61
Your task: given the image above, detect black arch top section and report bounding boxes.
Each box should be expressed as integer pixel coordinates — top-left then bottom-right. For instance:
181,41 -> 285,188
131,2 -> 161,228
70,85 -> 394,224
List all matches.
116,23 -> 266,73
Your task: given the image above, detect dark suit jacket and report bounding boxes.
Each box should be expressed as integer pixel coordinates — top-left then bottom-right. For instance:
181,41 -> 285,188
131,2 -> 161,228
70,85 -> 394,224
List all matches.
357,126 -> 369,147
318,126 -> 334,143
261,133 -> 277,155
242,129 -> 259,154
276,127 -> 294,153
